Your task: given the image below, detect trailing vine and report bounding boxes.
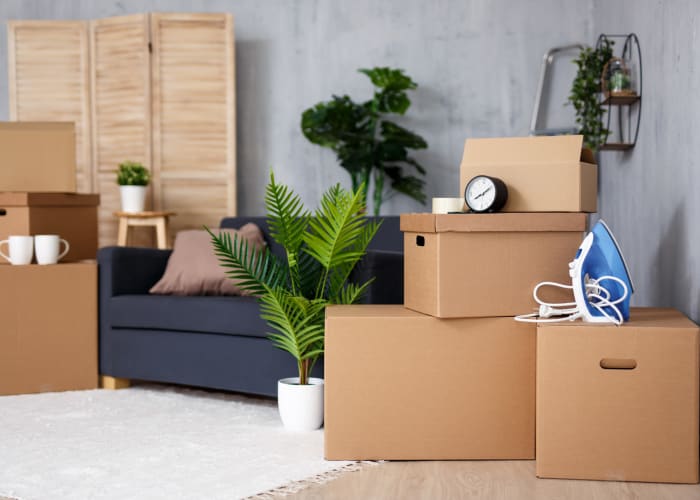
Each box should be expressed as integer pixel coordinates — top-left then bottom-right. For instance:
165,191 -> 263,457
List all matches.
569,40 -> 614,150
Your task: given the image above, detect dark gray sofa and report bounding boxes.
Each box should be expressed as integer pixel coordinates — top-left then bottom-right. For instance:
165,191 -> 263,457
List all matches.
98,216 -> 403,397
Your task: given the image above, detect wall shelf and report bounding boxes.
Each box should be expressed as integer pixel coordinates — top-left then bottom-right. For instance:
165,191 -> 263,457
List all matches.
597,33 -> 642,151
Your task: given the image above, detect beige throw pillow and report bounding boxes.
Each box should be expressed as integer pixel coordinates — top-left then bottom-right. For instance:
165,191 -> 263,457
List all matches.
149,223 -> 266,296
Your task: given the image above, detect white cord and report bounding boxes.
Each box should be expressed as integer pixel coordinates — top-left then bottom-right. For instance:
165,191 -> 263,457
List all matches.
514,275 -> 628,325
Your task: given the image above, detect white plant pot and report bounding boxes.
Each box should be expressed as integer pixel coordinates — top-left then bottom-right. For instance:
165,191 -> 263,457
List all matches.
277,377 -> 324,431
120,185 -> 147,213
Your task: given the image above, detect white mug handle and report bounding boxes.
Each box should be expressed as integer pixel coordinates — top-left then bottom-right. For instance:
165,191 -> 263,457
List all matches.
57,239 -> 70,261
0,239 -> 10,262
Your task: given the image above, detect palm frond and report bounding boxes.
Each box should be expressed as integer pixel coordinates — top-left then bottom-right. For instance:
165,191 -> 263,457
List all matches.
333,280 -> 375,305
265,172 -> 310,291
259,289 -> 326,362
303,183 -> 368,272
328,219 -> 381,299
208,227 -> 287,296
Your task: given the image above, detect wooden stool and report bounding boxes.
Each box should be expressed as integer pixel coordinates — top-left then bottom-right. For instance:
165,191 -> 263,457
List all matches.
114,211 -> 175,249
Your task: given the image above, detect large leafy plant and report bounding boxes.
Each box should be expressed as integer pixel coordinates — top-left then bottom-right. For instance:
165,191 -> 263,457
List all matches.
209,173 -> 379,385
569,40 -> 614,150
301,67 -> 428,216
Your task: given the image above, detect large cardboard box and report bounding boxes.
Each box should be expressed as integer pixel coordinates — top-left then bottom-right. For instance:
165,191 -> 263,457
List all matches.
460,135 -> 597,212
401,212 -> 586,318
0,122 -> 77,192
325,305 -> 536,460
537,308 -> 700,484
0,262 -> 98,395
0,192 -> 99,263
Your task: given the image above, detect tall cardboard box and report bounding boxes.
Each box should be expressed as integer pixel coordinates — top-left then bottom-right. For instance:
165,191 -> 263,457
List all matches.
537,308 -> 700,484
325,305 -> 536,460
0,192 -> 99,262
460,135 -> 597,212
401,212 -> 586,318
0,263 -> 98,395
0,122 -> 77,192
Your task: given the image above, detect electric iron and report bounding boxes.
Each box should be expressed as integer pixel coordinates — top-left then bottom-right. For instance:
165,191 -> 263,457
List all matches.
515,219 -> 634,325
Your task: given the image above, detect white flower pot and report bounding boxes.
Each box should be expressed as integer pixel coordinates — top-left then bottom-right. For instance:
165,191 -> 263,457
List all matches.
120,185 -> 147,213
277,377 -> 324,431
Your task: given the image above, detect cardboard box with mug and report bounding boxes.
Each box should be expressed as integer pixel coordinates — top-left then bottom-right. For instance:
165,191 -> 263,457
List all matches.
0,235 -> 70,265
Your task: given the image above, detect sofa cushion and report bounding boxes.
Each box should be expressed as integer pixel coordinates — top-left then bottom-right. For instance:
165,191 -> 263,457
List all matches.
109,295 -> 270,338
149,223 -> 266,296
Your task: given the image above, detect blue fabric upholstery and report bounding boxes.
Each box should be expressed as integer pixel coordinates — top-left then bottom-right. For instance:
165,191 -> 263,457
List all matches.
98,215 -> 404,396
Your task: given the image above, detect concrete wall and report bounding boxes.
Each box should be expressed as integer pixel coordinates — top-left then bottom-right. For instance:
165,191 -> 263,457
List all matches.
0,1 -> 696,320
0,0 -> 593,215
593,0 -> 700,321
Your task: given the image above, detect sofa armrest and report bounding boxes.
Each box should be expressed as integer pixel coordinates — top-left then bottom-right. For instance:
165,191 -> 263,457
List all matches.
97,246 -> 172,297
352,250 -> 404,304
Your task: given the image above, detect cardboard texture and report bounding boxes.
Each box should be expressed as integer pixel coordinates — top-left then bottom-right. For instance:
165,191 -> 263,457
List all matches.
324,305 -> 536,460
0,263 -> 98,395
459,135 -> 597,212
537,308 -> 700,484
0,192 -> 100,263
401,212 -> 587,318
0,122 -> 77,193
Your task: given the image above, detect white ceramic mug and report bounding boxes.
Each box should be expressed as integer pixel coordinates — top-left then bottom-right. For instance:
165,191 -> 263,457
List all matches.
0,235 -> 34,265
34,235 -> 70,265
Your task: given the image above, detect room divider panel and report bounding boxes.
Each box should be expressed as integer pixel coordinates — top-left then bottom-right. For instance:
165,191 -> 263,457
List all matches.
8,13 -> 236,246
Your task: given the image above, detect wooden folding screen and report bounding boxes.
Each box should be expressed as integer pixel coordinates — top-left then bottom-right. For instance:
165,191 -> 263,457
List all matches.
8,13 -> 236,246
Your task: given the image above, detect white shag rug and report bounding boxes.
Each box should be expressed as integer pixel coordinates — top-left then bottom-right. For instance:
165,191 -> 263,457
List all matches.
0,384 -> 355,500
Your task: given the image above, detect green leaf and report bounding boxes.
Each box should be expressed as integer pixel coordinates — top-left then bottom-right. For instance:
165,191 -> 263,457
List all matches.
208,227 -> 287,296
359,67 -> 417,91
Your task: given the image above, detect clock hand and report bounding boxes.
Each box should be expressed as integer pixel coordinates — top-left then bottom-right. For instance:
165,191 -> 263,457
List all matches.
474,186 -> 493,199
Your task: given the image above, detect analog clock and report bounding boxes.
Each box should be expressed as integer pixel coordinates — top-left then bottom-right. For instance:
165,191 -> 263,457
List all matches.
464,175 -> 508,213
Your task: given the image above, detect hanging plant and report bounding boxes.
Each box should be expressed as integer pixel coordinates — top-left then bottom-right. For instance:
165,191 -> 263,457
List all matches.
569,40 -> 614,151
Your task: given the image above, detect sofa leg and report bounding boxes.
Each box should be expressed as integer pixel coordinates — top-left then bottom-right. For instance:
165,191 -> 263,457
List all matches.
100,376 -> 131,390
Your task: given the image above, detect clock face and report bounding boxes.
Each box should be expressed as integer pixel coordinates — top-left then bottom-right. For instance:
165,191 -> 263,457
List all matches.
465,176 -> 497,212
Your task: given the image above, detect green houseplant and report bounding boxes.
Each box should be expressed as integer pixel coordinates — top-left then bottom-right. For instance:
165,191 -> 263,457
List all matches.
209,173 -> 379,430
569,40 -> 614,151
117,161 -> 150,213
301,67 -> 428,216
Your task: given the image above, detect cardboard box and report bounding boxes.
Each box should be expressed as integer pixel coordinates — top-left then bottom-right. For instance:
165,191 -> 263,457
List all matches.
0,262 -> 98,395
459,135 -> 597,212
0,192 -> 100,263
0,122 -> 77,192
401,212 -> 586,318
537,308 -> 700,484
325,305 -> 536,460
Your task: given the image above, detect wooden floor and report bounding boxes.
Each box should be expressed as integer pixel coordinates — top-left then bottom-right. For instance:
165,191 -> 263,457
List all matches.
282,460 -> 700,500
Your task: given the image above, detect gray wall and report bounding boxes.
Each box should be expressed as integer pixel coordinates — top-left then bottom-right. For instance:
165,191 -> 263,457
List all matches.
0,1 -> 697,321
0,0 -> 592,215
593,0 -> 700,321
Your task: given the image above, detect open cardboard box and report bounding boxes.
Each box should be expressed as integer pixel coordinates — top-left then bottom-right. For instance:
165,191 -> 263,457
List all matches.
0,122 -> 77,193
460,135 -> 597,212
324,305 -> 536,460
401,212 -> 587,318
537,308 -> 700,484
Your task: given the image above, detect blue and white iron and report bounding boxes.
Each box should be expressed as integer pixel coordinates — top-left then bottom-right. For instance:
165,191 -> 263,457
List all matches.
515,220 -> 634,325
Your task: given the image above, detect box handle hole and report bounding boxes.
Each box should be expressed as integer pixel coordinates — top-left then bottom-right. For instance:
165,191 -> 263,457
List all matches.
600,358 -> 637,370
416,235 -> 425,247
0,209 -> 5,216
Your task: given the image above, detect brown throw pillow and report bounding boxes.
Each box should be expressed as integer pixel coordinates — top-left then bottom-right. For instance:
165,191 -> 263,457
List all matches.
149,223 -> 266,296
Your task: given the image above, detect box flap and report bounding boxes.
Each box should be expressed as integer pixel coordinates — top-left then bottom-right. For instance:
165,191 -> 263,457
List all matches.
539,308 -> 699,330
461,135 -> 593,166
0,122 -> 74,132
401,212 -> 587,233
327,304 -> 426,319
0,192 -> 100,207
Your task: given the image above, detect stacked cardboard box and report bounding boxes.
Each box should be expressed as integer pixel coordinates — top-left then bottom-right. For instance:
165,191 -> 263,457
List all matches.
324,135 -> 700,484
325,136 -> 592,460
0,122 -> 99,394
0,123 -> 99,262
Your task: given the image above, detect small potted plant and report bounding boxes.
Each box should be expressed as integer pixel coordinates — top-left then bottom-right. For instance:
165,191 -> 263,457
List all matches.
210,173 -> 379,431
117,161 -> 150,213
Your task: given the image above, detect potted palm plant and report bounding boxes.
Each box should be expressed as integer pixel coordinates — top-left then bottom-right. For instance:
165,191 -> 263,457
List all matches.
117,161 -> 150,213
209,173 -> 379,431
